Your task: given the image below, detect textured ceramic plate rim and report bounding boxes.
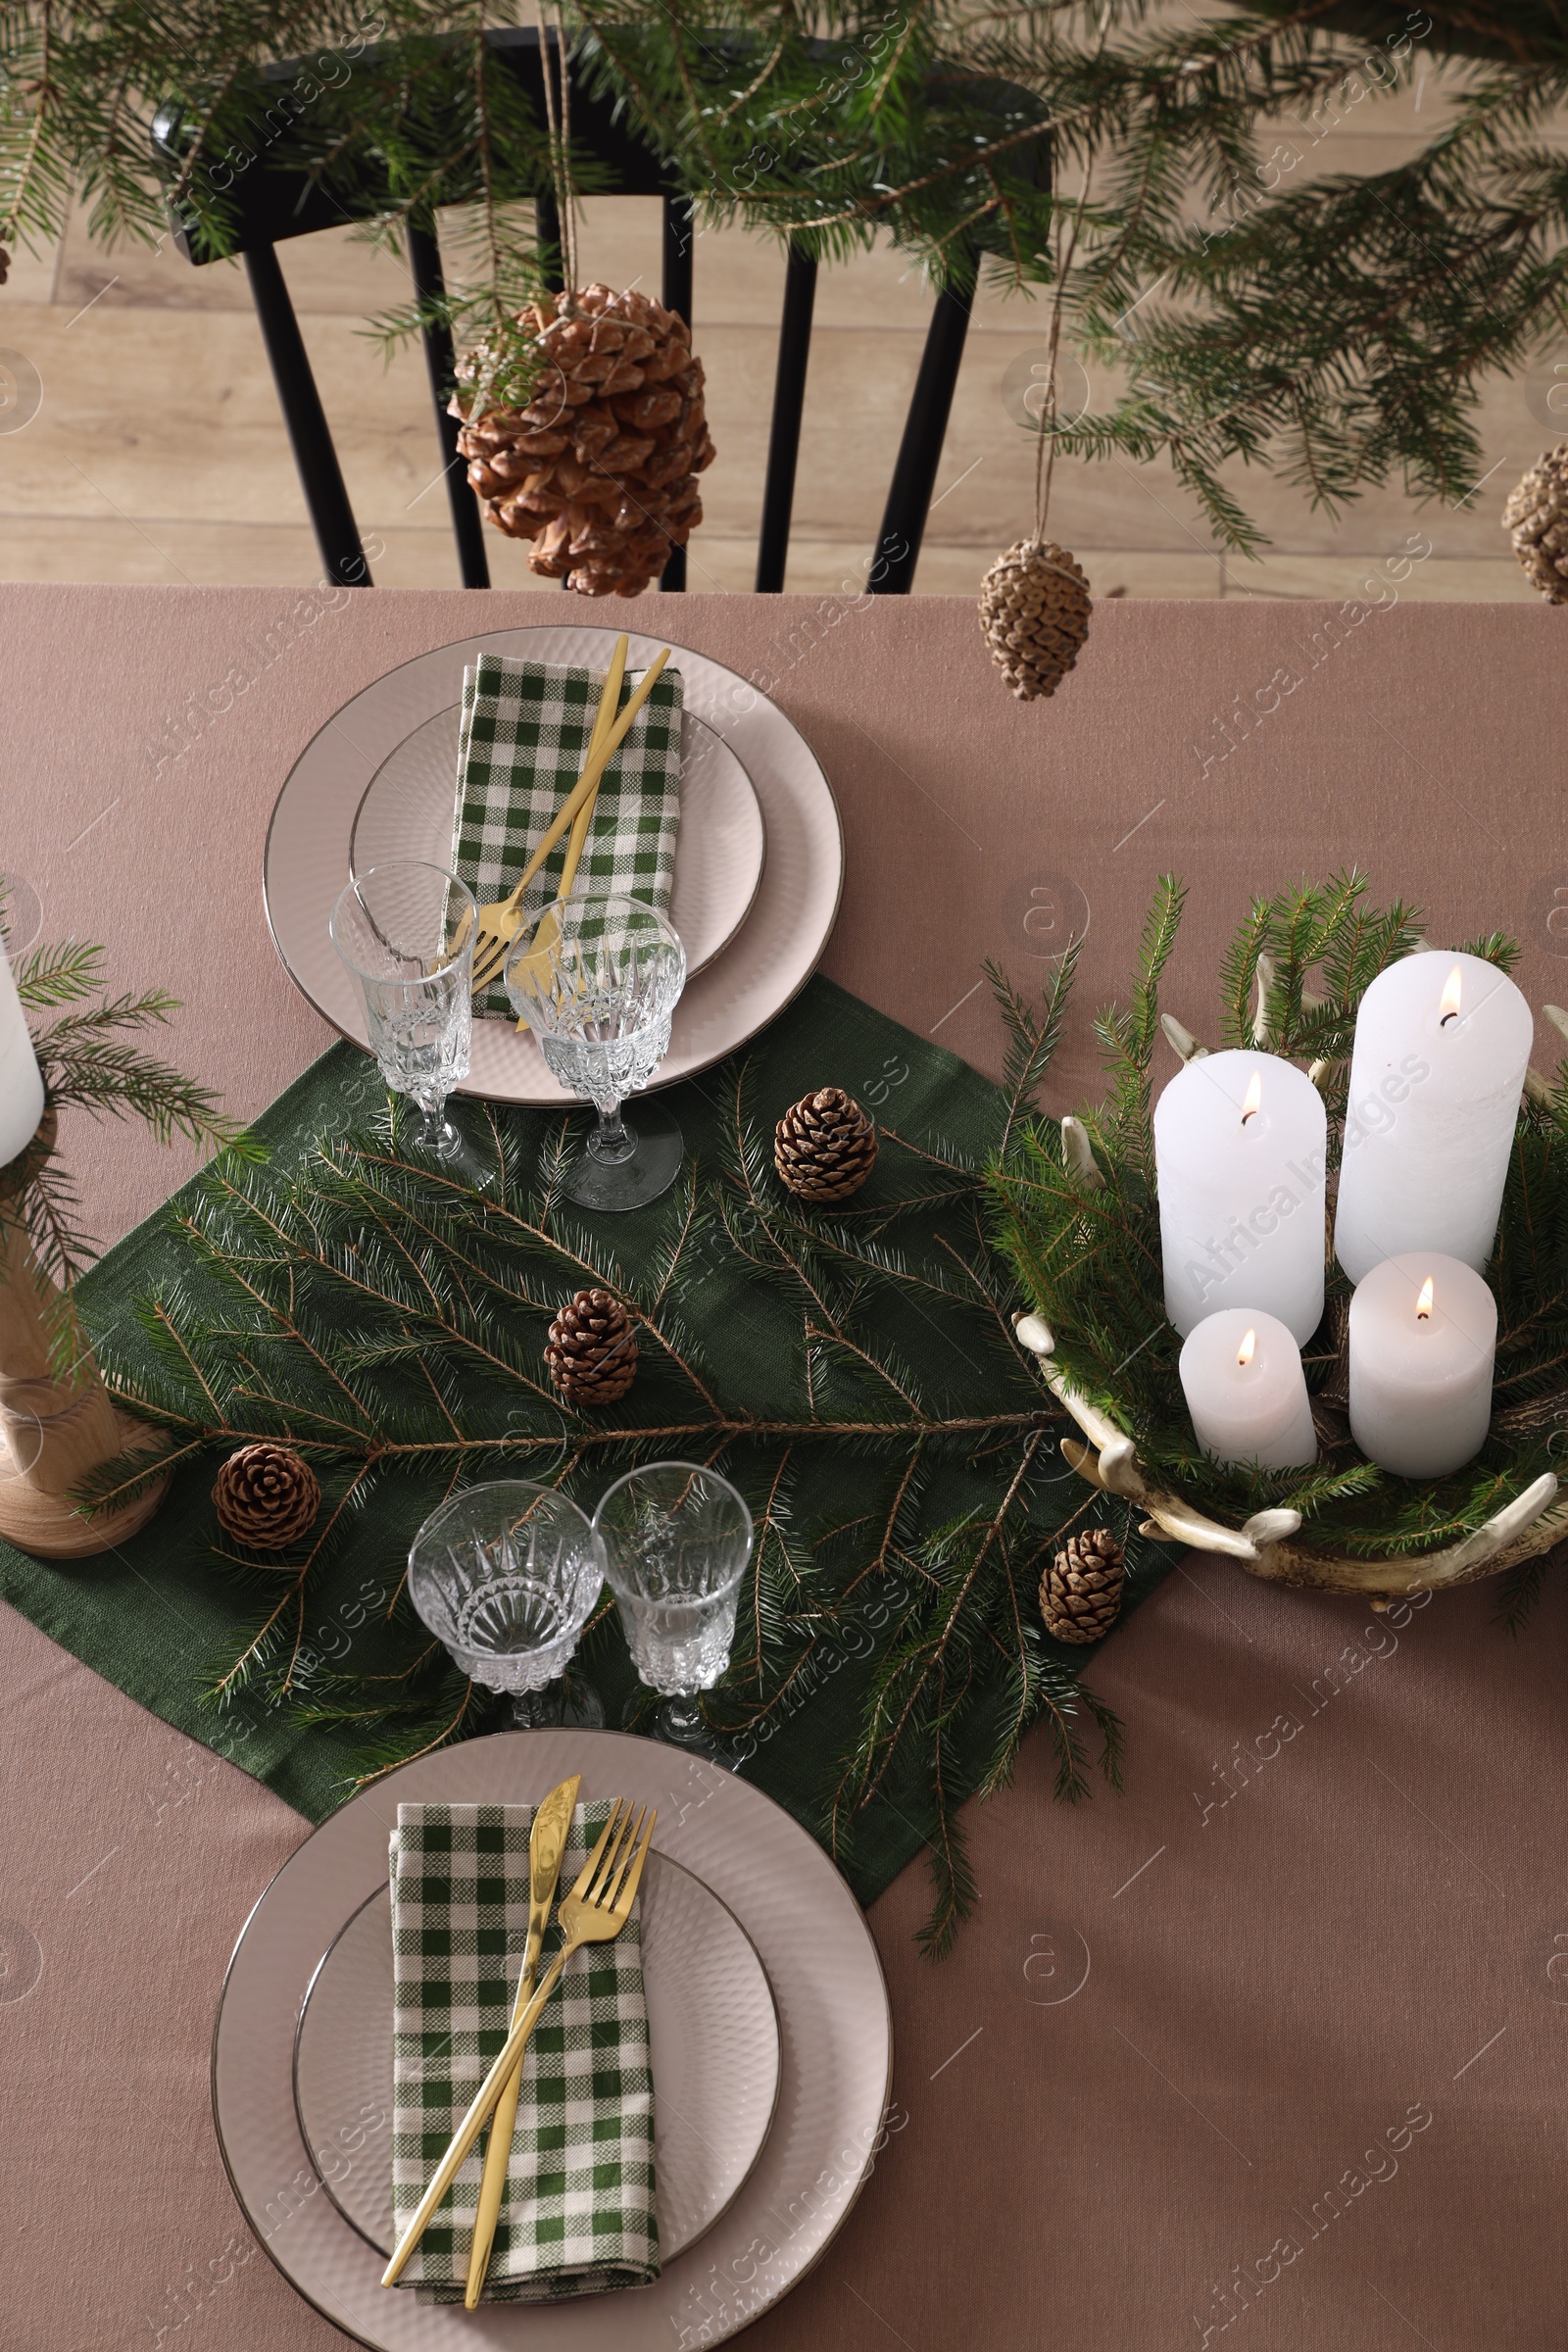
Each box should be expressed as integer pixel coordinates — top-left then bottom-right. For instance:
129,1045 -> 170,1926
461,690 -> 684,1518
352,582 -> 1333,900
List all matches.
290,1845 -> 783,2270
261,626 -> 845,1106
348,702 -> 766,986
210,1730 -> 892,2352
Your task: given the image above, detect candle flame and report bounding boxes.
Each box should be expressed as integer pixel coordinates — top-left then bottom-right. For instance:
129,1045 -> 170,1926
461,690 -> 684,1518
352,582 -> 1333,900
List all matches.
1237,1327 -> 1256,1367
1240,1071 -> 1262,1125
1416,1276 -> 1435,1320
1439,963 -> 1462,1027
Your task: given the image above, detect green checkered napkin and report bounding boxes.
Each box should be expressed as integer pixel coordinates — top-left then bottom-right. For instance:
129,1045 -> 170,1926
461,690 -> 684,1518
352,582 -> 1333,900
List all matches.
452,656 -> 684,1017
389,1798 -> 659,2304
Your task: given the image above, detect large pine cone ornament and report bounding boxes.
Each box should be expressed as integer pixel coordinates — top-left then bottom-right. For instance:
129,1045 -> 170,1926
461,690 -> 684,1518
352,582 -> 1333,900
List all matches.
546,1289 -> 638,1405
774,1089 -> 878,1201
451,285 -> 714,597
1039,1526 -> 1125,1644
213,1444 -> 321,1551
979,539 -> 1093,700
1503,443 -> 1568,603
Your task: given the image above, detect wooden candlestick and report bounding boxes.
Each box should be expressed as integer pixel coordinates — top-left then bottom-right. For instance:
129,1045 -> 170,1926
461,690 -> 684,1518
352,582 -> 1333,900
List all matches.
0,1112 -> 171,1557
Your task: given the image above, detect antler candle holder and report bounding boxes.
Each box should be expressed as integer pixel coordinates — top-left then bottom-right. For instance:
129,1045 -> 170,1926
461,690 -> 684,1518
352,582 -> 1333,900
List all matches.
1013,1313 -> 1568,1602
0,1111 -> 171,1557
988,875 -> 1568,1607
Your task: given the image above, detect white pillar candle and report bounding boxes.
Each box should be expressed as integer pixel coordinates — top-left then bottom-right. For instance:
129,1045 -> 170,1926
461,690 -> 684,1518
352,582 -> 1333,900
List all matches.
0,938 -> 43,1168
1335,950 -> 1533,1282
1179,1308 -> 1317,1470
1153,1050 -> 1327,1343
1348,1251 -> 1495,1478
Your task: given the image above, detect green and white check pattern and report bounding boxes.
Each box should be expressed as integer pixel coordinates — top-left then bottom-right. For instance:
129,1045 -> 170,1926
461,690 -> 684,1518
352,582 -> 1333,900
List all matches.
452,656 -> 684,1016
389,1798 -> 659,2304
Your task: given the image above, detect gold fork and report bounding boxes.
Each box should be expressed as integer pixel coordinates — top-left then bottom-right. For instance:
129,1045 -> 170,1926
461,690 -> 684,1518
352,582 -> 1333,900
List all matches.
468,649 -> 667,999
380,1797 -> 658,2289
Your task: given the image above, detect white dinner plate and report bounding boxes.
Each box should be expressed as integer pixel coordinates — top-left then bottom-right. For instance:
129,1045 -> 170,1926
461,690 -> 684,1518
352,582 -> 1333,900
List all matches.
293,1848 -> 781,2267
263,627 -> 845,1106
349,702 -> 765,983
213,1729 -> 893,2350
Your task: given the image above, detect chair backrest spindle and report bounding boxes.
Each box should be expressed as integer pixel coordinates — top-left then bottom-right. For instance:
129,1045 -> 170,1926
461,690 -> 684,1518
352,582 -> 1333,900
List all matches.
409,221 -> 491,590
242,243 -> 373,589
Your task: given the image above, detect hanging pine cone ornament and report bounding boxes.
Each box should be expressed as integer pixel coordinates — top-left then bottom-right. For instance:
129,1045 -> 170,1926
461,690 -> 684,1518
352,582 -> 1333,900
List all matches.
451,285 -> 714,597
773,1089 -> 878,1202
546,1289 -> 638,1405
1039,1526 -> 1125,1644
213,1443 -> 321,1552
1503,443 -> 1568,603
979,539 -> 1093,700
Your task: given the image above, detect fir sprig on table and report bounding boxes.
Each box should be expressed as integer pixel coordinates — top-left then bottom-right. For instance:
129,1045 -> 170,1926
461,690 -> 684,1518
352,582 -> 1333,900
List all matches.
987,873 -> 1568,1599
80,1050 -> 1150,1959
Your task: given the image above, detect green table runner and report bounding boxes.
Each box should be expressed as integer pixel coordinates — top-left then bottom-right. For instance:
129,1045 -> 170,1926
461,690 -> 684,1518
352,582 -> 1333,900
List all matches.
0,977 -> 1159,1915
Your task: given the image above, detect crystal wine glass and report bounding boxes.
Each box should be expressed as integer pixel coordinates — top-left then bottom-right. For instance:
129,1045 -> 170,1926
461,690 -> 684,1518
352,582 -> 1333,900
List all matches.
504,891 -> 686,1212
408,1481 -> 605,1729
330,860 -> 484,1179
592,1461 -> 753,1750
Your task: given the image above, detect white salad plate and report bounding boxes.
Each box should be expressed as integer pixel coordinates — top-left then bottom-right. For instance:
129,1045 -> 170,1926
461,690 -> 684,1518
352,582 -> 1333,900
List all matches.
293,1847 -> 781,2267
213,1729 -> 893,2349
264,628 -> 845,1106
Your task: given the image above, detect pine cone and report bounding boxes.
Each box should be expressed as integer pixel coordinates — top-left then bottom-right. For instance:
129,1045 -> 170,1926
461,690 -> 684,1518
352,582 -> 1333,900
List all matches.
1040,1526 -> 1125,1644
213,1444 -> 321,1551
1504,443 -> 1568,602
773,1089 -> 878,1201
451,285 -> 714,598
979,539 -> 1093,700
546,1289 -> 638,1404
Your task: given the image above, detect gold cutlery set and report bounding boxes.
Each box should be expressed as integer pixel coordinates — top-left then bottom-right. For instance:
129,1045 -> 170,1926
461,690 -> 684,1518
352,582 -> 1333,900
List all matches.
381,1781 -> 657,2307
462,633 -> 674,1012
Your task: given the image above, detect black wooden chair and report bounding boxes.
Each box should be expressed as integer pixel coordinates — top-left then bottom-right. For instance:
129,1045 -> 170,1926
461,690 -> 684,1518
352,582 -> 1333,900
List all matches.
154,30 -> 1046,598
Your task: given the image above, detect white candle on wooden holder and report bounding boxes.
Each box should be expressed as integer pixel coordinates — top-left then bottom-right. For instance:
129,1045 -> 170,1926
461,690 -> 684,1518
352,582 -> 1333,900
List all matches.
1335,950 -> 1533,1283
1348,1251 -> 1495,1479
0,938 -> 43,1169
1153,1050 -> 1327,1343
1178,1308 -> 1318,1470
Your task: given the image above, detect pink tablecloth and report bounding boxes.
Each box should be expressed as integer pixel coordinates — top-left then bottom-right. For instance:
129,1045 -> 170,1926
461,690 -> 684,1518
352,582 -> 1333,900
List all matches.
2,585 -> 1565,2350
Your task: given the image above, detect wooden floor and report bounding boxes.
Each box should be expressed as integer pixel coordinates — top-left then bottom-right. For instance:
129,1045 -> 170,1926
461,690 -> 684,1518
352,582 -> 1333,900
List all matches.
0,67 -> 1553,604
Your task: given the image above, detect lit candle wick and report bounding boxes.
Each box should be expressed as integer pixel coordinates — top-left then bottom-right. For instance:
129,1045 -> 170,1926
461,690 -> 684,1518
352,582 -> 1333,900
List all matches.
1439,963 -> 1462,1028
1240,1072 -> 1262,1126
1237,1327 -> 1256,1367
1416,1276 -> 1435,1321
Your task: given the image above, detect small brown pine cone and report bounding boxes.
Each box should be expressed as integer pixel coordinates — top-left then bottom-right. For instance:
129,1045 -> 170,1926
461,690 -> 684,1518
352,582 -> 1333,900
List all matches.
214,1444 -> 321,1552
978,539 -> 1093,700
1039,1526 -> 1126,1644
773,1089 -> 878,1201
546,1289 -> 638,1405
1503,442 -> 1568,603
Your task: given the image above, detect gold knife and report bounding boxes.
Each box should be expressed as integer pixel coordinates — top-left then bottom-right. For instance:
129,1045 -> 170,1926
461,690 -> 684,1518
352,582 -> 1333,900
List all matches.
464,1773 -> 581,2308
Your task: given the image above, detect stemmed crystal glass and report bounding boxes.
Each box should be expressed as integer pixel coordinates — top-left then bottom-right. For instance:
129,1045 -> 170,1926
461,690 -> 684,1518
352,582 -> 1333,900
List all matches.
504,891 -> 686,1212
408,1482 -> 605,1729
593,1462 -> 753,1751
330,860 -> 484,1179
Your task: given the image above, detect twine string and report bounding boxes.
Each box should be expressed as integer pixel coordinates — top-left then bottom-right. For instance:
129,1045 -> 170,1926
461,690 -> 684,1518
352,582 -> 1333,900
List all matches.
539,4 -> 579,297
1031,6 -> 1111,547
